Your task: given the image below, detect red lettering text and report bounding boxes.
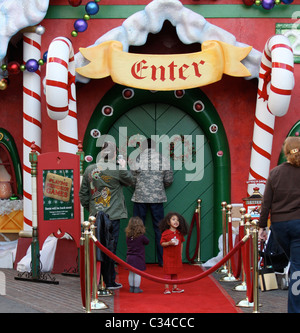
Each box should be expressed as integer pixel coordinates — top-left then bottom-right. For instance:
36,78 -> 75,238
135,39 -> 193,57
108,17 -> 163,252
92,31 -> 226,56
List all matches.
131,60 -> 148,79
130,59 -> 205,82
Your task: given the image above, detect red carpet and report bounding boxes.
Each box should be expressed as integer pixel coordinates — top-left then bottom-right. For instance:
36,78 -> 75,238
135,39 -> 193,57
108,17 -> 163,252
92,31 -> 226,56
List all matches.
114,264 -> 242,313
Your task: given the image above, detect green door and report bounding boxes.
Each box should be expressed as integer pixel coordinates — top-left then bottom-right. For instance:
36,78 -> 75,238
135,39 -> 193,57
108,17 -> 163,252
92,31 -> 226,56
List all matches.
108,103 -> 213,263
82,85 -> 231,262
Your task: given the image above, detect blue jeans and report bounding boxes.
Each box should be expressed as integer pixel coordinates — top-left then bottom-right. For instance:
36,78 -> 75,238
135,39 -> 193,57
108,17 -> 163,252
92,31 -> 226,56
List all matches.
133,202 -> 164,264
271,220 -> 300,313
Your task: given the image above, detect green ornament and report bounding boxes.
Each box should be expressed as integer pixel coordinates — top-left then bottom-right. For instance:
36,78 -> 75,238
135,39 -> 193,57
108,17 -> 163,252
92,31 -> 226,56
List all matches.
20,64 -> 26,71
71,30 -> 78,37
1,64 -> 7,71
38,59 -> 44,66
84,14 -> 91,20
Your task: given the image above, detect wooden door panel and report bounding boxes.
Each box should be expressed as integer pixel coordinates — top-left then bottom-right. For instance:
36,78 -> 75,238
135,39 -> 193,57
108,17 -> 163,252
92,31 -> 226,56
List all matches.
109,103 -> 214,262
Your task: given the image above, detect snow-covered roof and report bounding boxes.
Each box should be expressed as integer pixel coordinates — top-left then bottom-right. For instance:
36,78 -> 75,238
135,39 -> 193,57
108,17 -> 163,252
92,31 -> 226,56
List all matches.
75,0 -> 261,83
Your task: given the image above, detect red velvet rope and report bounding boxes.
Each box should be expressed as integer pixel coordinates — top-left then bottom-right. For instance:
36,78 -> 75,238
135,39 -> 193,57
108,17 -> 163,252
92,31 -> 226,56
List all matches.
241,234 -> 253,303
89,238 -> 94,289
79,243 -> 85,308
228,221 -> 242,279
236,225 -> 243,275
93,237 -> 247,285
185,212 -> 200,263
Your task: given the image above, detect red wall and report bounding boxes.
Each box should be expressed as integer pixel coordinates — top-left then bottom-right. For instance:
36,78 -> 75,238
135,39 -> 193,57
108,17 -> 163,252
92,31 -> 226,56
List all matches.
1,0 -> 299,203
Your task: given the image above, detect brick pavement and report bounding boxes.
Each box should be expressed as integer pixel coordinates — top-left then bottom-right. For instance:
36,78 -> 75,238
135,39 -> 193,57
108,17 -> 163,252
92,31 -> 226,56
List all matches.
214,272 -> 288,313
0,268 -> 288,313
0,268 -> 113,313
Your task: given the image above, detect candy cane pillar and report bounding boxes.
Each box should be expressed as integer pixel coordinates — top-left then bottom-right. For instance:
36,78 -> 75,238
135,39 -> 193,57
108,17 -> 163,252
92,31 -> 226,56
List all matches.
22,31 -> 43,231
248,35 -> 294,196
58,69 -> 78,154
45,37 -> 78,154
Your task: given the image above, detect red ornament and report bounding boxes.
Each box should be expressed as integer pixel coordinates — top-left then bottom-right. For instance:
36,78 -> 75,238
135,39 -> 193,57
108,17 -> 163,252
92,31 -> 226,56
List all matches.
175,90 -> 185,98
194,101 -> 204,112
0,78 -> 8,90
68,0 -> 82,6
102,106 -> 113,116
123,88 -> 134,99
7,61 -> 20,75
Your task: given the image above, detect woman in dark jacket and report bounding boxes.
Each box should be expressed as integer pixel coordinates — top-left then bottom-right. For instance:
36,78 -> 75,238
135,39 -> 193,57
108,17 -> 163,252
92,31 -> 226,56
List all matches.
259,136 -> 300,313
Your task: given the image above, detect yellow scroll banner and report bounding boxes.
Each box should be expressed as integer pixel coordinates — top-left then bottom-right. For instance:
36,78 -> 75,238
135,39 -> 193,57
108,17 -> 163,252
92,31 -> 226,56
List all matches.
76,40 -> 252,90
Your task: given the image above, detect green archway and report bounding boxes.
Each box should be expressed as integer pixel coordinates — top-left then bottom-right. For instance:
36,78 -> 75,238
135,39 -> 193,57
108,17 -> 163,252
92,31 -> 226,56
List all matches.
82,84 -> 231,258
0,128 -> 22,196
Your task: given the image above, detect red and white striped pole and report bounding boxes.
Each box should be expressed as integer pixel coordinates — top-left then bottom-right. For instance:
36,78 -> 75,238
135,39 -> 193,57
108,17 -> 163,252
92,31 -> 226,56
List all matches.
22,29 -> 43,230
45,37 -> 78,154
248,35 -> 294,195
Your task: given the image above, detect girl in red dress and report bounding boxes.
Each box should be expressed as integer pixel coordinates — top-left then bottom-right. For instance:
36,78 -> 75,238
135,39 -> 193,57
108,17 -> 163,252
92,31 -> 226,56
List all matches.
159,212 -> 189,294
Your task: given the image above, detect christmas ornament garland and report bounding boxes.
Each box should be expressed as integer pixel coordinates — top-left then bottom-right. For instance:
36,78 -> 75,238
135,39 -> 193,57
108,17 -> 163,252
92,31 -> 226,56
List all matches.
170,135 -> 196,162
0,54 -> 48,91
0,1 -> 102,90
71,0 -> 101,37
0,25 -> 47,90
243,0 -> 294,10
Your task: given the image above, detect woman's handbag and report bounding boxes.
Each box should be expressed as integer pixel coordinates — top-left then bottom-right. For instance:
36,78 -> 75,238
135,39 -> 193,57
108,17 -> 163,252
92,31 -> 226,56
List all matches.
259,240 -> 278,292
264,229 -> 289,272
259,265 -> 278,291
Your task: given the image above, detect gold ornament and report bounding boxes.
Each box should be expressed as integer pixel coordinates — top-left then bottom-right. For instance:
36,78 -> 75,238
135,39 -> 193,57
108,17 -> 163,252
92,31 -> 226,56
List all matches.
0,79 -> 8,90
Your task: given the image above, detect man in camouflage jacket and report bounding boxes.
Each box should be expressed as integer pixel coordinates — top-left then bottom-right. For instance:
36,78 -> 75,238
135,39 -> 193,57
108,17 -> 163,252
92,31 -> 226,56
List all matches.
131,139 -> 174,266
79,142 -> 134,288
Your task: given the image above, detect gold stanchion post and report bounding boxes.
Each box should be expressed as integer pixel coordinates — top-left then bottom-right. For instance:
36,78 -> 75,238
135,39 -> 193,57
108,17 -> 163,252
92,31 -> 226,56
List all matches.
233,207 -> 247,291
220,204 -> 239,282
89,216 -> 108,310
251,219 -> 260,313
83,221 -> 91,313
193,199 -> 202,265
98,275 -> 114,297
236,213 -> 254,308
217,202 -> 228,274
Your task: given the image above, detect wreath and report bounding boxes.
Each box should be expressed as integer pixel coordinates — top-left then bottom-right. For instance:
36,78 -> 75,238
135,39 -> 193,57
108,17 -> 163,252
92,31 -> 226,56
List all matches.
170,135 -> 196,162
